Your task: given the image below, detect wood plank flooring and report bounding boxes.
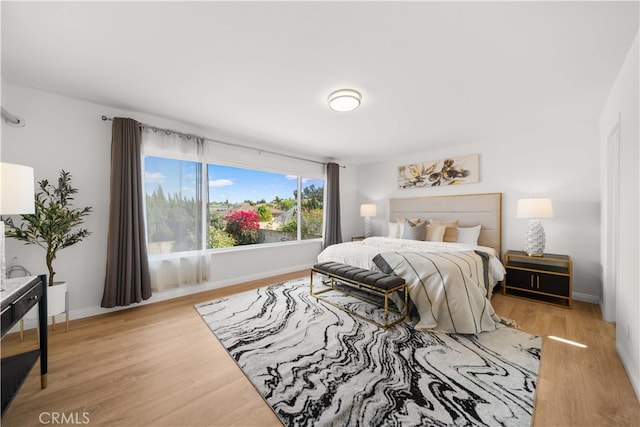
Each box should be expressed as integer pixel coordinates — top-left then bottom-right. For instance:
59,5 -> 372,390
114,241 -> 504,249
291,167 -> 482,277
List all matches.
2,271 -> 639,426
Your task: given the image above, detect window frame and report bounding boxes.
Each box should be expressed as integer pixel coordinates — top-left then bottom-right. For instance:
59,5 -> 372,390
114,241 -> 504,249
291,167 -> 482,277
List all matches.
142,155 -> 324,256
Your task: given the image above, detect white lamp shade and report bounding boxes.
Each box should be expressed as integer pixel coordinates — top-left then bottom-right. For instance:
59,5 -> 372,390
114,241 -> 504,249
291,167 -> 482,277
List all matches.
516,198 -> 553,219
1,162 -> 35,215
360,204 -> 377,217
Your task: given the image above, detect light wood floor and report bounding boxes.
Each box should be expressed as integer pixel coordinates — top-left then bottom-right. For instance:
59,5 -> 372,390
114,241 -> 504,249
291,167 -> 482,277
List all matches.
2,271 -> 639,427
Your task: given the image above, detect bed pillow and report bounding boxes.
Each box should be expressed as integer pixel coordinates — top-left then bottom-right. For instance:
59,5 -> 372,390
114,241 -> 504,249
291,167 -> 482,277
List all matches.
457,225 -> 482,245
397,217 -> 421,226
394,217 -> 420,238
387,222 -> 400,238
387,220 -> 413,238
425,224 -> 447,242
401,221 -> 427,241
429,219 -> 459,242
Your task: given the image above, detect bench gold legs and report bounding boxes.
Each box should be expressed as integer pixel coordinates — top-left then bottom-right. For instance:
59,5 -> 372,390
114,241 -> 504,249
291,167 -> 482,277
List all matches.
310,269 -> 408,329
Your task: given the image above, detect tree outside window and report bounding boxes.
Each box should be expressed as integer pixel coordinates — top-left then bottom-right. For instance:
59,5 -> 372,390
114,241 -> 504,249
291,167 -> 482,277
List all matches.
144,156 -> 324,253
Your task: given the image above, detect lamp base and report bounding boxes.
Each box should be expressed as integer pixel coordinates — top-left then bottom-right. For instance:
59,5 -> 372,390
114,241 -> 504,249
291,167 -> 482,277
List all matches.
363,217 -> 373,238
524,219 -> 546,257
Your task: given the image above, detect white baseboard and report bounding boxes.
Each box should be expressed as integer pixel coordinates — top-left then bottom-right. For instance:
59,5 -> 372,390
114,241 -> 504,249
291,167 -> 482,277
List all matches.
15,269 -> 603,333
572,291 -> 600,304
15,263 -> 314,332
617,341 -> 640,401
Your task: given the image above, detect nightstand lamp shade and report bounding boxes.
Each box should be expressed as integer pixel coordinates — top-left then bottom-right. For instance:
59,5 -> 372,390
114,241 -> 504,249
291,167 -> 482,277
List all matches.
1,163 -> 36,281
360,204 -> 377,238
516,197 -> 553,257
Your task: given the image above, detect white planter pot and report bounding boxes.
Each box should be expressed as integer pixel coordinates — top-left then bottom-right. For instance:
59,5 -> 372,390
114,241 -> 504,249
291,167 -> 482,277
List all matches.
23,281 -> 68,320
21,280 -> 69,340
47,281 -> 68,316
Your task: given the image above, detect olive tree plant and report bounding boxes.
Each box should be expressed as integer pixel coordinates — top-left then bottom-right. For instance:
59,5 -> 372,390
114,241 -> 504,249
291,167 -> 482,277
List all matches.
4,170 -> 92,285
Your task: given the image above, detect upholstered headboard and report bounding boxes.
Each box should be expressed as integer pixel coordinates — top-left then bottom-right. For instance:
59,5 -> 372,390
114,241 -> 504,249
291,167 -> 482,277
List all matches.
389,192 -> 502,257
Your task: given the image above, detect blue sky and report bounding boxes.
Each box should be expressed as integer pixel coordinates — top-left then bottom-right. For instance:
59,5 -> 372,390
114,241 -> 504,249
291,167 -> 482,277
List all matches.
144,156 -> 323,203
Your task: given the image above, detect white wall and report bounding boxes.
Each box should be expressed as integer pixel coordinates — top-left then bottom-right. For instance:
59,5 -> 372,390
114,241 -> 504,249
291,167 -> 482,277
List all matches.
338,165 -> 359,240
1,82 -> 323,321
352,120 -> 602,302
599,32 -> 639,398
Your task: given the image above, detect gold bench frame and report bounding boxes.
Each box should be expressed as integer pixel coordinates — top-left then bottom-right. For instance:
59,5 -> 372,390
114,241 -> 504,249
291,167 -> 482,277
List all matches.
310,267 -> 408,329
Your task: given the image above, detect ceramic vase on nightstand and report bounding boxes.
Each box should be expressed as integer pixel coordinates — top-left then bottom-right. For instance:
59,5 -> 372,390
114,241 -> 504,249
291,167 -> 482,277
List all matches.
524,219 -> 546,257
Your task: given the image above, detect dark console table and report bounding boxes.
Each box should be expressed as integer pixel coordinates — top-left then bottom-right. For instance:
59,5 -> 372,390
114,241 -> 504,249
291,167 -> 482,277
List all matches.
1,275 -> 48,417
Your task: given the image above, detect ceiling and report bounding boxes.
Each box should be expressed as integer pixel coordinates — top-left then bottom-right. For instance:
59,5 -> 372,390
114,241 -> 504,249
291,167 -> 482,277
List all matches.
2,1 -> 638,165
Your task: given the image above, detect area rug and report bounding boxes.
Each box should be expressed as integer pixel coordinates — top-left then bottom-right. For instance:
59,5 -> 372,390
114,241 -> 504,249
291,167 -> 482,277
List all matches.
195,277 -> 541,427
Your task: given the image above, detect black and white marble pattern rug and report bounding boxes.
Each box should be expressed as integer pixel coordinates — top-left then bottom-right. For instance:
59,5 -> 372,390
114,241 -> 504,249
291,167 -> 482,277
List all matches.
195,278 -> 541,427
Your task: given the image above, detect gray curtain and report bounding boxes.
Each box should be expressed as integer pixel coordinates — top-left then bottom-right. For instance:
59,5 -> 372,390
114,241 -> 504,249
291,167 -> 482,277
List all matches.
101,117 -> 152,307
322,162 -> 343,248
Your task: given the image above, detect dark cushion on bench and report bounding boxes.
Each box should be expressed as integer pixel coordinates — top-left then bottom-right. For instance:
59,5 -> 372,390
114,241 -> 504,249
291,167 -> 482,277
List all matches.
313,262 -> 405,291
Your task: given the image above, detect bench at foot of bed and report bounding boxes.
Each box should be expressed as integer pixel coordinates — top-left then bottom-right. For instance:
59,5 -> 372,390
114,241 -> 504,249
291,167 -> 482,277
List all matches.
310,261 -> 408,329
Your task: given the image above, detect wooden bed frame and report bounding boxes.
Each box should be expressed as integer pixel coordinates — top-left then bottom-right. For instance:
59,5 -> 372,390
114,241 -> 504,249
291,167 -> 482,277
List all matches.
389,192 -> 503,257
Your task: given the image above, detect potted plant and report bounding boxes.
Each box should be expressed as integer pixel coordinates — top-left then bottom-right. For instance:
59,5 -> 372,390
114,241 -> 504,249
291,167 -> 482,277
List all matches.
4,170 -> 92,323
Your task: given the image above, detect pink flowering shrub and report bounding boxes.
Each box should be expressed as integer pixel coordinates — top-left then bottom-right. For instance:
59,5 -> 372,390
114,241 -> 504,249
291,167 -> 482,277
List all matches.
224,210 -> 261,245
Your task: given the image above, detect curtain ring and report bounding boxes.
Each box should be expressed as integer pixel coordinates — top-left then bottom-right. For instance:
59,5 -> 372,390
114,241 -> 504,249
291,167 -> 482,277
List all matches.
165,130 -> 171,135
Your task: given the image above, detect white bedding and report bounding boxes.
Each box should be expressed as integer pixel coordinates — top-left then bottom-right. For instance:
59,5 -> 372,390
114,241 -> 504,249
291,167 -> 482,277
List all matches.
318,237 -> 505,284
316,237 -> 507,333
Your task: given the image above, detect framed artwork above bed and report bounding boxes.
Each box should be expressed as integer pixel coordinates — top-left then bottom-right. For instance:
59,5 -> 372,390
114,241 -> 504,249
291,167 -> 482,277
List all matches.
398,153 -> 479,189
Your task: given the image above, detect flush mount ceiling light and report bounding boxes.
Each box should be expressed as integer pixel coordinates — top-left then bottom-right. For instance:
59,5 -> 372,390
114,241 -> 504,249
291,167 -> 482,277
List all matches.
328,89 -> 361,112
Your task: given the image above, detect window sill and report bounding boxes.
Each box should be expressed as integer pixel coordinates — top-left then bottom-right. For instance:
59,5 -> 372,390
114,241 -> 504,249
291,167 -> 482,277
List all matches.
148,238 -> 322,259
209,238 -> 322,254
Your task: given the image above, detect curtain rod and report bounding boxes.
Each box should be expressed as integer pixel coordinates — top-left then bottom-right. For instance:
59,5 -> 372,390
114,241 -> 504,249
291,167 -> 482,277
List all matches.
2,107 -> 26,127
101,115 -> 342,168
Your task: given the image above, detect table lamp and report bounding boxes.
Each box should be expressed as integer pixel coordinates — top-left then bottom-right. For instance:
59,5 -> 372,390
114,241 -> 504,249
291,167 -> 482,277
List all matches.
516,197 -> 553,257
1,163 -> 35,282
360,204 -> 377,238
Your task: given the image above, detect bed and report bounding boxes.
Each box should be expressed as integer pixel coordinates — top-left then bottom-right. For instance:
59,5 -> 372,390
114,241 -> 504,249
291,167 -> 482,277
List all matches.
317,193 -> 507,334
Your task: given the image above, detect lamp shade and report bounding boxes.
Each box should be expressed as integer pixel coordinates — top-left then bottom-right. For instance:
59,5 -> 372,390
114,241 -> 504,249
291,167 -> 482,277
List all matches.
1,162 -> 35,215
360,204 -> 377,217
516,198 -> 553,219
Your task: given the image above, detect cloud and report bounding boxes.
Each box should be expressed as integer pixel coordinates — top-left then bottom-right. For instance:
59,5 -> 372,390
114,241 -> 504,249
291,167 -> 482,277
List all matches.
209,179 -> 234,188
286,175 -> 319,184
145,172 -> 165,183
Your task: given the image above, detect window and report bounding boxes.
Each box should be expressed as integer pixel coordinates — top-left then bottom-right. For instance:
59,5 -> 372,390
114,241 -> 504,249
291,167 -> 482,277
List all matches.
144,156 -> 324,254
299,178 -> 325,240
144,156 -> 203,254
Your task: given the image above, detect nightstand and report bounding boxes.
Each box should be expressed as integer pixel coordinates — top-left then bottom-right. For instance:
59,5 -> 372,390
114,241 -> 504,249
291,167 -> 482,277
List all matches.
502,250 -> 572,308
351,236 -> 365,242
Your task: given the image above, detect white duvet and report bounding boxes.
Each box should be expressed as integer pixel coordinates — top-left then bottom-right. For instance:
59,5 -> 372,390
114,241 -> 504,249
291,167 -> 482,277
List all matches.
316,237 -> 508,333
318,237 -> 505,284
